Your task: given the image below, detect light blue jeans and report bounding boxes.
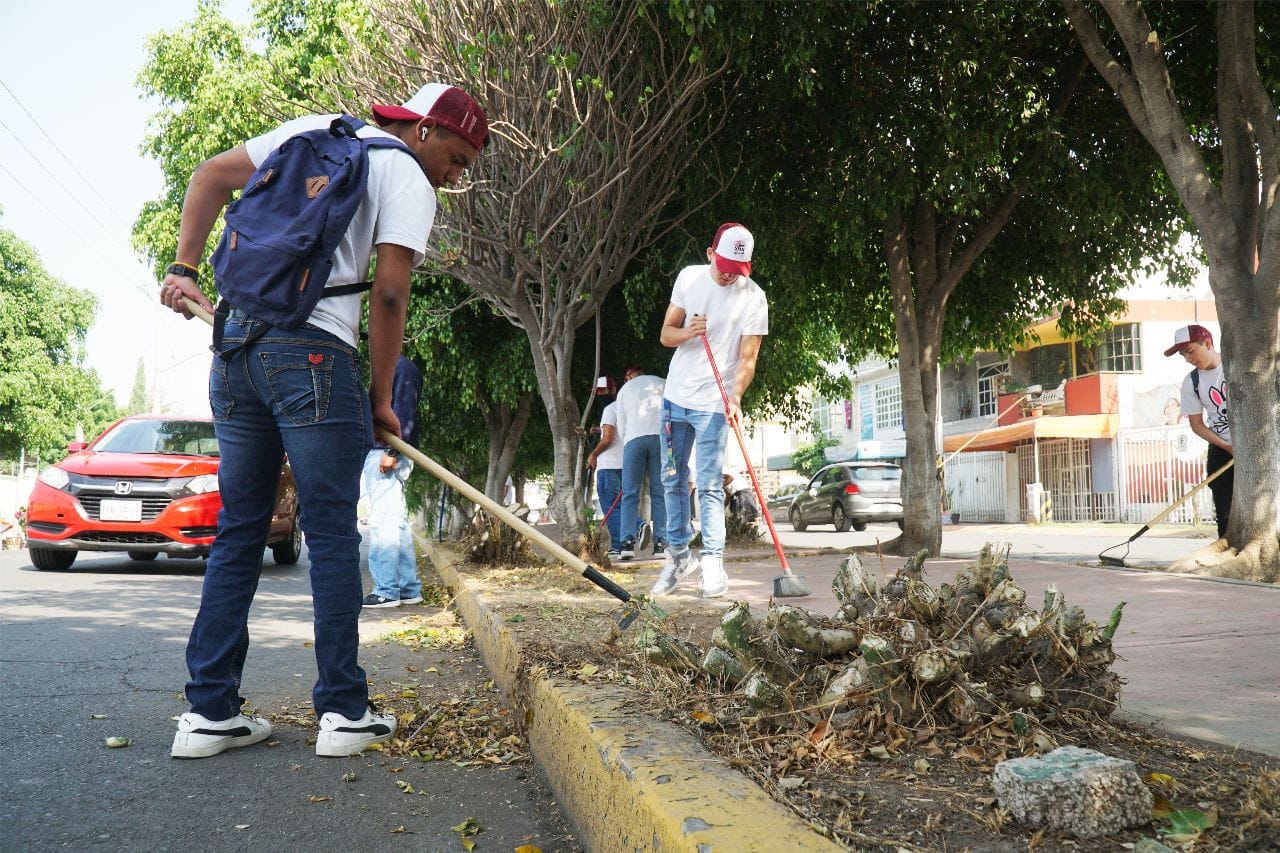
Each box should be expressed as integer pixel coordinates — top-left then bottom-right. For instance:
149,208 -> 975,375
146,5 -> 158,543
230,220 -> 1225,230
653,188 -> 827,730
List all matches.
660,401 -> 728,557
361,449 -> 421,602
621,435 -> 666,546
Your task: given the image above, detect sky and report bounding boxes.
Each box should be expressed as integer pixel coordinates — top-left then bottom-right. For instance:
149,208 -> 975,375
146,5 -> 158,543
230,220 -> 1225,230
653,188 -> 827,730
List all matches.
0,0 -> 252,418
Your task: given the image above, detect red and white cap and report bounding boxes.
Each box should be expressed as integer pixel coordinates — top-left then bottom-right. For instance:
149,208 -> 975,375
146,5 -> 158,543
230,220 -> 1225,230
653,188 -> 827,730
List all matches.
371,83 -> 490,152
712,222 -> 753,276
1163,324 -> 1213,357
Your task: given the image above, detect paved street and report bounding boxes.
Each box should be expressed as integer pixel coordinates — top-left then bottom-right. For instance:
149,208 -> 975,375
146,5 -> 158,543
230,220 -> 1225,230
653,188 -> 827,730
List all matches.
0,545 -> 580,853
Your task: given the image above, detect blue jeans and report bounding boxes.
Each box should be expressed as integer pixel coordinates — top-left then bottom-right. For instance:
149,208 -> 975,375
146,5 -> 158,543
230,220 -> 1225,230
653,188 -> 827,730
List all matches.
621,435 -> 666,546
185,312 -> 372,721
660,401 -> 729,556
361,449 -> 421,601
596,468 -> 622,547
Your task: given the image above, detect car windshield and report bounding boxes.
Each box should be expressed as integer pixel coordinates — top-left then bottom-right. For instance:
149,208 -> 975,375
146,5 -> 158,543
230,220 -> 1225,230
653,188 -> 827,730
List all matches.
852,466 -> 902,480
93,420 -> 219,457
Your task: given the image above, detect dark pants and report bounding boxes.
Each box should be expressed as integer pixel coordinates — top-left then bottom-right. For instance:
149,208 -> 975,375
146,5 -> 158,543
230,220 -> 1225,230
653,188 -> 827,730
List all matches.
1206,443 -> 1233,539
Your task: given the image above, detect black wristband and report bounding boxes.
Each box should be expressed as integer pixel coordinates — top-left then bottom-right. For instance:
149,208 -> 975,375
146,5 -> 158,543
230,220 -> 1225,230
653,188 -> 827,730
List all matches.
167,262 -> 199,284
384,448 -> 399,458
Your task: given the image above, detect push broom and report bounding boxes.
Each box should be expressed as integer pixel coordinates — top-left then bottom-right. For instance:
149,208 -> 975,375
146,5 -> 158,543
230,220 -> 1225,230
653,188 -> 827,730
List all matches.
700,334 -> 810,598
181,296 -> 648,628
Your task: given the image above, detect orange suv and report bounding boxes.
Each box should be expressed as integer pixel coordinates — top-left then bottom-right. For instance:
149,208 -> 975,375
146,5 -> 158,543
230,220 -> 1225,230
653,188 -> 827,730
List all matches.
26,415 -> 300,571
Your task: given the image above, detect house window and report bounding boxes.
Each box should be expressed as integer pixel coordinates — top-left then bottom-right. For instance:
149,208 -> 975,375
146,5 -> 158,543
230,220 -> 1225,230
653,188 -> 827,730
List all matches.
811,397 -> 836,439
1096,323 -> 1142,372
873,379 -> 902,431
1030,343 -> 1074,389
977,361 -> 1009,417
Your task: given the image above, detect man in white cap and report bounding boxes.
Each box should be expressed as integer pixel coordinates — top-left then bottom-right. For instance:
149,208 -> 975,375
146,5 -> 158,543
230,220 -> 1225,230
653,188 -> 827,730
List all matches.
1165,323 -> 1233,538
652,223 -> 768,598
160,83 -> 488,759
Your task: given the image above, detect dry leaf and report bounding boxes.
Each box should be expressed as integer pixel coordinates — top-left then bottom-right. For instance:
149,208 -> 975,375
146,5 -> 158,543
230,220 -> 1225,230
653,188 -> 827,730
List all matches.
390,826 -> 406,834
104,736 -> 129,748
308,795 -> 331,803
690,710 -> 717,726
953,745 -> 985,762
396,780 -> 416,794
807,721 -> 830,745
867,745 -> 892,760
576,663 -> 599,679
913,758 -> 931,774
514,846 -> 542,853
234,824 -> 250,830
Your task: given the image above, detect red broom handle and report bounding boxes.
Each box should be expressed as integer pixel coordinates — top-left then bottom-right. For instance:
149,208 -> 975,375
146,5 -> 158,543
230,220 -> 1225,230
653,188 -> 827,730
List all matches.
700,334 -> 791,572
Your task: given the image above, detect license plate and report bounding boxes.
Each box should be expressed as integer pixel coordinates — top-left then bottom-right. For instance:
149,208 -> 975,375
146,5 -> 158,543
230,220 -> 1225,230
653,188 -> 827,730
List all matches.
100,499 -> 143,522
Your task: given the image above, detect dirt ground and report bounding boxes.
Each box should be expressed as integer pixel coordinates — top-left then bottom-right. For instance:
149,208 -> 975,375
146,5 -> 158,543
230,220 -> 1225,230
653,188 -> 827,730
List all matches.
458,558 -> 1280,852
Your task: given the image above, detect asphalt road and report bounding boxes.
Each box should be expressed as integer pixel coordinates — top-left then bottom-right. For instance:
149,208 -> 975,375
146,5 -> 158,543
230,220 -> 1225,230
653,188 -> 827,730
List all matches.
0,544 -> 581,853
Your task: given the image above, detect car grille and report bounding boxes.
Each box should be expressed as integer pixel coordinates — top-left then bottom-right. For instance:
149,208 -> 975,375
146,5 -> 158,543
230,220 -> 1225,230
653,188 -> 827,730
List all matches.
77,531 -> 171,545
77,496 -> 173,521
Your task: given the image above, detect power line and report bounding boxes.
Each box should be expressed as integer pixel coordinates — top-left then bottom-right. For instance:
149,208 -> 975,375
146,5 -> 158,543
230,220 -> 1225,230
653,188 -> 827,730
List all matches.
0,159 -> 158,303
0,77 -> 133,227
0,115 -> 127,248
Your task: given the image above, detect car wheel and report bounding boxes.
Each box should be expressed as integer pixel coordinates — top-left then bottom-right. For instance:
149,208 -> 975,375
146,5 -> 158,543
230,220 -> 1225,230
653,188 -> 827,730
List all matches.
30,548 -> 76,571
271,511 -> 303,565
832,504 -> 851,532
789,506 -> 807,532
852,521 -> 868,532
127,551 -> 158,562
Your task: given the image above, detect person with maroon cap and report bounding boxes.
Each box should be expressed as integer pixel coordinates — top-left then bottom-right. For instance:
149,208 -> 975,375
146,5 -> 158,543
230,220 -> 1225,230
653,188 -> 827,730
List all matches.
159,83 -> 489,760
652,223 -> 768,599
1165,324 -> 1233,539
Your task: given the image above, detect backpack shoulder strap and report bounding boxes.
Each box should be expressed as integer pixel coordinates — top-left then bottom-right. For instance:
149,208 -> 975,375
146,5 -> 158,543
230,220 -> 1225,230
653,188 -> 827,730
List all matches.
1189,368 -> 1200,396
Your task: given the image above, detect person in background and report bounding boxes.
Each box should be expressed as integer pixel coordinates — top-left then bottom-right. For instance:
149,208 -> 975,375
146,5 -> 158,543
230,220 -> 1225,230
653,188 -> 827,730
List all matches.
360,354 -> 424,609
615,365 -> 667,559
585,376 -> 624,557
1165,324 -> 1233,539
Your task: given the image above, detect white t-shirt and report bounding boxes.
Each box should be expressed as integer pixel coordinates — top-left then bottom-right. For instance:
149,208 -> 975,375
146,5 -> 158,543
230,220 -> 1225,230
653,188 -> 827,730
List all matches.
244,115 -> 436,345
615,374 -> 665,443
595,402 -> 624,470
663,265 -> 769,413
1180,363 -> 1231,443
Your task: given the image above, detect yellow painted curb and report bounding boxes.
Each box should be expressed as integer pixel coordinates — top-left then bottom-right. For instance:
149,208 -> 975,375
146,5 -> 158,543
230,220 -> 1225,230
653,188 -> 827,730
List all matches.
424,540 -> 839,852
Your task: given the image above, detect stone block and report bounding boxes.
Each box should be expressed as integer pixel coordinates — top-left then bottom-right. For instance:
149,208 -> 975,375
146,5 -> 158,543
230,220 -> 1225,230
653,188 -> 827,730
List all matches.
991,745 -> 1153,838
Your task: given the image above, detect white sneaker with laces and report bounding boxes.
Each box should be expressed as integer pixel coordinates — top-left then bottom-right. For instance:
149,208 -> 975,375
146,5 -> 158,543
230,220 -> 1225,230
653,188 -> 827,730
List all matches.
700,554 -> 728,598
649,550 -> 699,596
171,711 -> 272,759
315,706 -> 398,757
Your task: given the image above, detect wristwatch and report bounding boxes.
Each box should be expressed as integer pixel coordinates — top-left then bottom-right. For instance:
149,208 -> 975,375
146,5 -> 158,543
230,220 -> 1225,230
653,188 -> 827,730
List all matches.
384,448 -> 399,458
166,262 -> 199,284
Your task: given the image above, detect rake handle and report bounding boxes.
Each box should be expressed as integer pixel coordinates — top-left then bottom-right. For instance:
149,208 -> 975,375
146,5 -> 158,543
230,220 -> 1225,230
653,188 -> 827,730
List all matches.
699,334 -> 792,574
181,296 -> 631,605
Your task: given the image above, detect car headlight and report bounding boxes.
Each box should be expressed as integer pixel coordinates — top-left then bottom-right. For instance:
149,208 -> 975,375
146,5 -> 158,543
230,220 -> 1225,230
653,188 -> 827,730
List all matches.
185,474 -> 220,495
38,466 -> 70,490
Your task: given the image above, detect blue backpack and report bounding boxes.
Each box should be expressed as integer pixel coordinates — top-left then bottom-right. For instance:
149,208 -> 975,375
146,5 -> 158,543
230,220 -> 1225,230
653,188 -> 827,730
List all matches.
210,115 -> 421,356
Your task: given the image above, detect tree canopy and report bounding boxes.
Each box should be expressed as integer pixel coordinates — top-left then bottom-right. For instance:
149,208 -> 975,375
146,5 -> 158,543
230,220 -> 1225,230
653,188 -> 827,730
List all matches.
0,219 -> 121,460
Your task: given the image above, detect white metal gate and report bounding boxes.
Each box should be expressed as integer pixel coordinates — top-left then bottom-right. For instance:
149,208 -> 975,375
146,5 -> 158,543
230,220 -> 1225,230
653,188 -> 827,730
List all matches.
942,451 -> 1007,522
1016,438 -> 1095,522
1115,425 -> 1211,524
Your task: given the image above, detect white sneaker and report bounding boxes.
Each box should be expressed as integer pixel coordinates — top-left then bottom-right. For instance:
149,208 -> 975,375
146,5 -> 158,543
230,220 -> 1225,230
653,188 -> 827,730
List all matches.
171,711 -> 272,759
649,550 -> 700,596
700,555 -> 728,598
316,705 -> 397,757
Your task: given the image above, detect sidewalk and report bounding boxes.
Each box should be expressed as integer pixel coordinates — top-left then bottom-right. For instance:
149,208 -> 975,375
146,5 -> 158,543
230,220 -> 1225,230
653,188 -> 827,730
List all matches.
628,542 -> 1280,758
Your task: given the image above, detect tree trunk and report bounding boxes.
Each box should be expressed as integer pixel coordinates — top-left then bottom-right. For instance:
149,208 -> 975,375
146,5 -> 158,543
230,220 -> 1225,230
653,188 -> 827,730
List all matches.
1066,0 -> 1280,580
479,390 -> 535,503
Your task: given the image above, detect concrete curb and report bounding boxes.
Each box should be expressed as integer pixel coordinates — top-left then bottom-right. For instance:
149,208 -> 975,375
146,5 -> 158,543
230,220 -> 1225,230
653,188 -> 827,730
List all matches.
423,539 -> 839,852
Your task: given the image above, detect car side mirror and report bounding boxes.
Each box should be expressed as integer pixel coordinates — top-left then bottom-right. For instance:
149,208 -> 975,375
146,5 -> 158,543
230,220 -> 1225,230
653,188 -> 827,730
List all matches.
66,441 -> 88,453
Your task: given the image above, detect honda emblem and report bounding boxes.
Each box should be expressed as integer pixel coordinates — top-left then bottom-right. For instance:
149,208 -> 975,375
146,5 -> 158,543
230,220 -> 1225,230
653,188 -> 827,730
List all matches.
114,481 -> 133,496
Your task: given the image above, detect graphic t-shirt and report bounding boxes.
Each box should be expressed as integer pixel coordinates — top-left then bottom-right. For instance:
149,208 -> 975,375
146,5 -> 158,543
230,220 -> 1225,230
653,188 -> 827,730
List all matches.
1180,363 -> 1231,444
244,115 -> 436,346
663,265 -> 769,413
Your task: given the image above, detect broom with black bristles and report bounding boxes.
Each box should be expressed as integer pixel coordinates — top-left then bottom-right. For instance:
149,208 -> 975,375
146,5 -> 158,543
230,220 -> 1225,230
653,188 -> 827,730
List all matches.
700,334 -> 810,598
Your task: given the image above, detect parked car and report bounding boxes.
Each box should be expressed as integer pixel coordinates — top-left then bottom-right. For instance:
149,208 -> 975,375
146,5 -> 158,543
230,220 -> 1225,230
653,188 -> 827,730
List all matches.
764,481 -> 806,518
788,462 -> 904,532
25,415 -> 300,571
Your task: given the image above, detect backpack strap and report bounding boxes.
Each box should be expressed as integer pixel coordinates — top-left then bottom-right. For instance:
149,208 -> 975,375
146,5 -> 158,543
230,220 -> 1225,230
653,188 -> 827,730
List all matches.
1189,368 -> 1200,396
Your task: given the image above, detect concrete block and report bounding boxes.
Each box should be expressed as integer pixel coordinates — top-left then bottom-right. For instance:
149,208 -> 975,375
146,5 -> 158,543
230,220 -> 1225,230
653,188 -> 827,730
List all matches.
991,745 -> 1153,838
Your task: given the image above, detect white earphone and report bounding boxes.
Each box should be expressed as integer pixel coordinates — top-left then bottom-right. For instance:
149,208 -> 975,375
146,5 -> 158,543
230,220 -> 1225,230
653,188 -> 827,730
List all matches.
420,127 -> 429,141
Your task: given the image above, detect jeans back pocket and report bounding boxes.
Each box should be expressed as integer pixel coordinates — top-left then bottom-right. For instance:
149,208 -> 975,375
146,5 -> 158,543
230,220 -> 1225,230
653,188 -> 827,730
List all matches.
260,351 -> 333,426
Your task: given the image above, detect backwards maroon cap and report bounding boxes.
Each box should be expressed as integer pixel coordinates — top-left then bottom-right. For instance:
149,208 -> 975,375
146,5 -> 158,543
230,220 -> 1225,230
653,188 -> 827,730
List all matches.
1163,324 -> 1213,357
371,83 -> 490,152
